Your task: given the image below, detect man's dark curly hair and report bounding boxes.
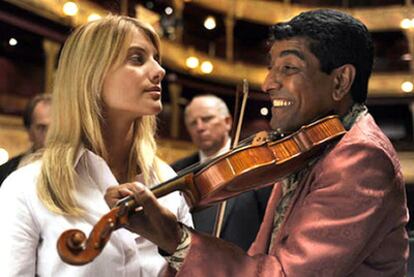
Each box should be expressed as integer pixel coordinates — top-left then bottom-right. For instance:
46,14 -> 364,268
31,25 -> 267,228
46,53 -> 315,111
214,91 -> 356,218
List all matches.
269,9 -> 374,103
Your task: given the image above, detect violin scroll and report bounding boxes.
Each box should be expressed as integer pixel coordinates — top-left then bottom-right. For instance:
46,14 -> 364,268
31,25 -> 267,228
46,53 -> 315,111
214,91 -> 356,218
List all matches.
57,229 -> 90,265
57,203 -> 132,265
65,229 -> 86,251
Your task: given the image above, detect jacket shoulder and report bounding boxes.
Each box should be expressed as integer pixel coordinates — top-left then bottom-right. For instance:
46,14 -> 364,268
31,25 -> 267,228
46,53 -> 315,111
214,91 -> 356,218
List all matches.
171,153 -> 199,172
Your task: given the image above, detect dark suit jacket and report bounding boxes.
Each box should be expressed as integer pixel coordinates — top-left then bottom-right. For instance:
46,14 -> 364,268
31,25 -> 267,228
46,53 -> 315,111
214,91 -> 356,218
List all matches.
0,153 -> 24,186
171,152 -> 272,251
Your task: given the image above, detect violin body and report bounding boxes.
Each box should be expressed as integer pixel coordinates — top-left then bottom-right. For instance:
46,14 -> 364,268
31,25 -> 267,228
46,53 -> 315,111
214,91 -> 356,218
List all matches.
57,115 -> 346,265
189,115 -> 346,209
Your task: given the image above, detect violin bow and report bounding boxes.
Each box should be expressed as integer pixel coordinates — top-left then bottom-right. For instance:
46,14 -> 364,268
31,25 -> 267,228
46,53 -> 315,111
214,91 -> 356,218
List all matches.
213,79 -> 249,237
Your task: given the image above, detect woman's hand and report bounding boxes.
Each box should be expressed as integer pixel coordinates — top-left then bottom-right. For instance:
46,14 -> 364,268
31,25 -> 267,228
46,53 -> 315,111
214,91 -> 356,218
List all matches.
104,182 -> 138,208
104,182 -> 182,254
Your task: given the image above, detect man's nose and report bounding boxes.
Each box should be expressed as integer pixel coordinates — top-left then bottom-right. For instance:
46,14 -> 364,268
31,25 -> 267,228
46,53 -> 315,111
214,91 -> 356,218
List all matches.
261,72 -> 282,93
195,119 -> 206,131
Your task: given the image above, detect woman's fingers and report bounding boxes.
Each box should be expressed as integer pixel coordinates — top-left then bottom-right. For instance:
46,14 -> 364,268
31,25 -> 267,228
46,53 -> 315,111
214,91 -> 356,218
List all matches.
125,183 -> 182,253
130,182 -> 159,214
104,182 -> 145,208
104,182 -> 182,254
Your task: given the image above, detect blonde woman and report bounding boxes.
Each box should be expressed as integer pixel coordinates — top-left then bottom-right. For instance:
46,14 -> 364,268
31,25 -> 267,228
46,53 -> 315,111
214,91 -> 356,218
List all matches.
0,15 -> 192,276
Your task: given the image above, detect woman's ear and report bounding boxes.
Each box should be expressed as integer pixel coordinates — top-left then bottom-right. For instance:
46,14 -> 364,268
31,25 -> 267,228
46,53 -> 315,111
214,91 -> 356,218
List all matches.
332,64 -> 356,101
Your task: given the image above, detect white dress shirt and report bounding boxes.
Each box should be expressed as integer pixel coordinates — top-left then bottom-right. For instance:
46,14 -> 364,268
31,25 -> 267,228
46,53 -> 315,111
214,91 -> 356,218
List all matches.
0,148 -> 192,277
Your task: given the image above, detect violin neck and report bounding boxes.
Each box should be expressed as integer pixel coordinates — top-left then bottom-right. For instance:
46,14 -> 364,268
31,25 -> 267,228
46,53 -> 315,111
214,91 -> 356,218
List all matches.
151,173 -> 199,207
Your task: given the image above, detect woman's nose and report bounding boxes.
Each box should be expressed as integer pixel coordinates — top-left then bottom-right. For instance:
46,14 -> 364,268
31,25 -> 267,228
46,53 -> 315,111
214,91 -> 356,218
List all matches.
151,61 -> 166,83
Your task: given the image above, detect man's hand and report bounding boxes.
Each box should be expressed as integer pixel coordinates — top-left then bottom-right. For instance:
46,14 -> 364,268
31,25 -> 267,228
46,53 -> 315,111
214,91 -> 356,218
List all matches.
105,182 -> 182,254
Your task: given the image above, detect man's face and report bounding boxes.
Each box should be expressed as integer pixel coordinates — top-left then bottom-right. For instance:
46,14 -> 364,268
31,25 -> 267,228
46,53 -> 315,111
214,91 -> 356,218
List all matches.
185,98 -> 231,156
262,38 -> 337,133
28,101 -> 51,151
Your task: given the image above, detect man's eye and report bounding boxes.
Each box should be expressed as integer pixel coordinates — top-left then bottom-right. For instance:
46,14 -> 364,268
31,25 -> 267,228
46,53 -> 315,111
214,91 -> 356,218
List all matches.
201,116 -> 215,123
282,65 -> 298,74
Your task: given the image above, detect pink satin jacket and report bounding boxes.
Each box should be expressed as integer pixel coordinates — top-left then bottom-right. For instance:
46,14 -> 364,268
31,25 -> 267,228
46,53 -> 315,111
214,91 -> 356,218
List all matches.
175,113 -> 409,277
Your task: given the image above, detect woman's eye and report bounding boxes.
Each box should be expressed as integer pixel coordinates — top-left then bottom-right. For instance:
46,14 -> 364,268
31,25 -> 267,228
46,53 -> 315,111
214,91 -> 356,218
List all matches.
129,54 -> 145,65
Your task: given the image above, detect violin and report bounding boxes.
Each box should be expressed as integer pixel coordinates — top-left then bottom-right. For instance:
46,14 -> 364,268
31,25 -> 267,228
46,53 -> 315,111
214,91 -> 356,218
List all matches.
57,115 -> 346,265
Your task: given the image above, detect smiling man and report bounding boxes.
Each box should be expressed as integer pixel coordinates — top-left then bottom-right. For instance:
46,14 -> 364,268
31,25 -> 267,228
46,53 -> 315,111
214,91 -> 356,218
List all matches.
105,9 -> 409,276
265,39 -> 350,133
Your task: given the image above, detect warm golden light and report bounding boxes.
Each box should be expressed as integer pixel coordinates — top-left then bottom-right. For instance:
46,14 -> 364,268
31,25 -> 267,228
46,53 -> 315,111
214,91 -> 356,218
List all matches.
204,16 -> 216,30
201,61 -> 213,74
88,13 -> 101,22
63,1 -> 79,16
186,56 -> 199,69
401,18 -> 412,29
401,81 -> 413,92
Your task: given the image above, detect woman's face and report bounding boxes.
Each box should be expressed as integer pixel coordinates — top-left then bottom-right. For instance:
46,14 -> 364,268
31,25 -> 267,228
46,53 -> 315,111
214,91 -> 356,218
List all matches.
102,29 -> 165,121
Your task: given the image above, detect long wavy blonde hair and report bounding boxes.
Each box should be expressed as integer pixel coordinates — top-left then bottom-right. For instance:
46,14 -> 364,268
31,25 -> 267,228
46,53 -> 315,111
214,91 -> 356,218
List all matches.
38,16 -> 165,217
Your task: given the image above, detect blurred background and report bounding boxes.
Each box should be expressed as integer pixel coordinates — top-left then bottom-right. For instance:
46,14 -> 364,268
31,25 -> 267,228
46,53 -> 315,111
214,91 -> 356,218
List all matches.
0,0 -> 413,227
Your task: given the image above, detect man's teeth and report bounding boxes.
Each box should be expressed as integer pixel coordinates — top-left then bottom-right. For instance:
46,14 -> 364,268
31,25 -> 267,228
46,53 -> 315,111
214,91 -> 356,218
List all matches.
273,99 -> 293,107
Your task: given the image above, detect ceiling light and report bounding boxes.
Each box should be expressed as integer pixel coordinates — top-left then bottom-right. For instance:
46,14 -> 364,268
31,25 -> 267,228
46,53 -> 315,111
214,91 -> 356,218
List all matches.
88,13 -> 101,22
204,16 -> 216,30
400,18 -> 411,29
8,38 -> 17,46
401,81 -> 413,93
63,1 -> 79,16
201,61 -> 213,74
165,6 -> 173,15
186,56 -> 199,69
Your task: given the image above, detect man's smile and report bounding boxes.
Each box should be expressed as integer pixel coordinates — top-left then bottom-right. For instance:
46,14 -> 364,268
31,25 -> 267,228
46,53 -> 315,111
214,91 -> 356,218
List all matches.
272,99 -> 293,107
